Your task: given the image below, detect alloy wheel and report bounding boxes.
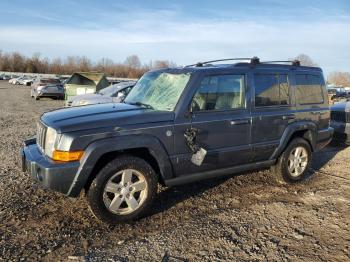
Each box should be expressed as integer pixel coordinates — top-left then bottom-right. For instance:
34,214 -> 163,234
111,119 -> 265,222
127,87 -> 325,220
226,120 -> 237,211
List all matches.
103,169 -> 148,215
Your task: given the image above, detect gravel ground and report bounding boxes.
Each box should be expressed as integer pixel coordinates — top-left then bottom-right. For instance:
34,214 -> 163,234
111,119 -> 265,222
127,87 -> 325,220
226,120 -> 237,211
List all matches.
0,81 -> 349,262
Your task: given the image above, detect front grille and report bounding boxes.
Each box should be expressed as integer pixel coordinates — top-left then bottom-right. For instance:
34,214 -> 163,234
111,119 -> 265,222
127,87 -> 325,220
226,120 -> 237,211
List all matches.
36,122 -> 47,152
331,111 -> 350,123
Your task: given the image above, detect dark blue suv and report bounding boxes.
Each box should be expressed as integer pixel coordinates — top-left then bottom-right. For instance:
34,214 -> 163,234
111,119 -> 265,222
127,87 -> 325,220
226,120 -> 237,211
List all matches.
22,57 -> 333,224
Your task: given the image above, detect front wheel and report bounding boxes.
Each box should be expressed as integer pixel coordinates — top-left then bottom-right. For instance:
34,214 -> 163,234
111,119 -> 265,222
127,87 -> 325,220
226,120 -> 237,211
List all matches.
87,156 -> 158,224
271,138 -> 312,184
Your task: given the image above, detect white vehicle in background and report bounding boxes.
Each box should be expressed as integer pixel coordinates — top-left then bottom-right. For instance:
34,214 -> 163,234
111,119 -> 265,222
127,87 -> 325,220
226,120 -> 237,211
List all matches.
9,76 -> 20,84
22,77 -> 36,86
66,81 -> 136,107
14,76 -> 26,85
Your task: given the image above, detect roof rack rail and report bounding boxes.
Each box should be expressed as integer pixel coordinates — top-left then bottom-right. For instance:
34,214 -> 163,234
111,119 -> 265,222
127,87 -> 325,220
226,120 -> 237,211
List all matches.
186,57 -> 260,67
260,60 -> 301,66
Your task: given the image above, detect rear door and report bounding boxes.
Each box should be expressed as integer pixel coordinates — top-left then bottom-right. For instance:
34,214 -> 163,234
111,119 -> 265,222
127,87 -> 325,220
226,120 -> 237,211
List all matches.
251,70 -> 295,161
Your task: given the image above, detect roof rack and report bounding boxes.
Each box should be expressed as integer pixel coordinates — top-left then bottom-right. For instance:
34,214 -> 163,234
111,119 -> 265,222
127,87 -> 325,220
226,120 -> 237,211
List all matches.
186,57 -> 260,67
260,60 -> 301,66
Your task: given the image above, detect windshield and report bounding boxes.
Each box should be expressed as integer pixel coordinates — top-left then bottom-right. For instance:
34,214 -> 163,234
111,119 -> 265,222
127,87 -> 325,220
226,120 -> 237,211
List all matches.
124,71 -> 191,111
98,85 -> 118,96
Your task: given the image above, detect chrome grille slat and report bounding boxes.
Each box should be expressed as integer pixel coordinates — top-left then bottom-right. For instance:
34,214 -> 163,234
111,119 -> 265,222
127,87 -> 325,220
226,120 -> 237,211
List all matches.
331,111 -> 346,123
36,122 -> 47,152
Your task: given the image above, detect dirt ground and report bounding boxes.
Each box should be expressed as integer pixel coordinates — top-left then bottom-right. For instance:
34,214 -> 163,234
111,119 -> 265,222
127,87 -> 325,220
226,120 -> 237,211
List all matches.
0,81 -> 349,262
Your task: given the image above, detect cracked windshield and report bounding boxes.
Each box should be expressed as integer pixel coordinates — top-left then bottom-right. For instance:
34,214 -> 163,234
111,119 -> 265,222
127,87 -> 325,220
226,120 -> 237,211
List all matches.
125,71 -> 191,111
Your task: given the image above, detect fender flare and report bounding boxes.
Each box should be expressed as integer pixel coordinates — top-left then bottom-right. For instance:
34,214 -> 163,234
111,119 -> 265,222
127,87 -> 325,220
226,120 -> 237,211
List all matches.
67,134 -> 173,197
270,121 -> 317,160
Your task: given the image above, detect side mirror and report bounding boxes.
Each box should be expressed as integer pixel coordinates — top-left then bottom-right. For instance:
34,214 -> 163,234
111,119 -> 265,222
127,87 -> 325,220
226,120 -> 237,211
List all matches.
185,102 -> 195,118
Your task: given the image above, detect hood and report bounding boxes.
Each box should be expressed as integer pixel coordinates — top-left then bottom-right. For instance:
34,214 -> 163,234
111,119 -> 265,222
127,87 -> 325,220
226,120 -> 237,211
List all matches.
331,102 -> 350,112
41,103 -> 174,133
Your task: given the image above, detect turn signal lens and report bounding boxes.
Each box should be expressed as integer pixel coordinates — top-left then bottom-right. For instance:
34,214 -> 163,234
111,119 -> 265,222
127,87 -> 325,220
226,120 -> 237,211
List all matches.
52,150 -> 84,162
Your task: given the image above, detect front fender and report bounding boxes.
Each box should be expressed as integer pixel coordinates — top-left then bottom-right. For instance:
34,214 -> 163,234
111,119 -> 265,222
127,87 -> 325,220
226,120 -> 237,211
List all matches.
270,121 -> 318,160
67,134 -> 173,197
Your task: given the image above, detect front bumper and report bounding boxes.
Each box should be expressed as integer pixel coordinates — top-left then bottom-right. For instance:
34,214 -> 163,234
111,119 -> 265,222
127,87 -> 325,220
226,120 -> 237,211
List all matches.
330,120 -> 350,144
21,138 -> 80,196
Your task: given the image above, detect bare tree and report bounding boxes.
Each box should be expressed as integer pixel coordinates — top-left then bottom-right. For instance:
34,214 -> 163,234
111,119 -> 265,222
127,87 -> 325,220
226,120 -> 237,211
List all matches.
50,58 -> 64,74
328,71 -> 350,87
78,56 -> 92,72
124,55 -> 141,69
152,60 -> 176,69
292,54 -> 318,67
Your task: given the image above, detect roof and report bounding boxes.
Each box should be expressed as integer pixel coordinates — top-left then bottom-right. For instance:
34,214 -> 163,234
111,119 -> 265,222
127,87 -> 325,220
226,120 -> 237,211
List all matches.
151,57 -> 322,74
72,72 -> 107,84
187,62 -> 321,71
150,63 -> 322,76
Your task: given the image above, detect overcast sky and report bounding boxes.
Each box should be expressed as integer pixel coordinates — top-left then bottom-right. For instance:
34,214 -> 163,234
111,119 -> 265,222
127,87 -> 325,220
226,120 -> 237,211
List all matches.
0,0 -> 349,74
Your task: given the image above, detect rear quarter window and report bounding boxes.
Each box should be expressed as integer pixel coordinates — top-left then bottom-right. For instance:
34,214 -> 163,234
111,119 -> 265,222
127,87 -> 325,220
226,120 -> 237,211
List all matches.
295,74 -> 324,104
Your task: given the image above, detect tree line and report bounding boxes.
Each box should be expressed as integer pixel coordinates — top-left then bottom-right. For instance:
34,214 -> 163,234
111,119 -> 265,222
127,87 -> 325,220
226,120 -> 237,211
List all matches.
0,51 -> 349,86
0,51 -> 176,79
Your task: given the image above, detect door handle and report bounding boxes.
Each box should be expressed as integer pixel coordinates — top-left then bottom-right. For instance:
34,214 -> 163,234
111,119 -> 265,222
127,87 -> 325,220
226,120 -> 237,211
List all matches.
230,119 -> 250,125
282,115 -> 296,120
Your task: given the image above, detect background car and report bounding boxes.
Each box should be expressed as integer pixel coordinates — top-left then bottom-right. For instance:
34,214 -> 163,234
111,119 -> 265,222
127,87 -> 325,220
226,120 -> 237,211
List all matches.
31,78 -> 64,100
331,90 -> 350,104
9,76 -> 20,84
330,101 -> 350,144
22,77 -> 36,86
66,81 -> 136,107
13,76 -> 27,85
2,75 -> 11,80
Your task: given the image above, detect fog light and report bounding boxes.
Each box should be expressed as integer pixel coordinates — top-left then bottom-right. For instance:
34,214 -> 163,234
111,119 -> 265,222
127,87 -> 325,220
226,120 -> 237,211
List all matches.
52,150 -> 84,162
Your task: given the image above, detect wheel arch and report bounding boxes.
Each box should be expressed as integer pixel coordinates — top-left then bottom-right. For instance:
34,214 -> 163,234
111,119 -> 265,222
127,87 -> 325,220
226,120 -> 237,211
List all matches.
67,135 -> 173,197
271,121 -> 318,160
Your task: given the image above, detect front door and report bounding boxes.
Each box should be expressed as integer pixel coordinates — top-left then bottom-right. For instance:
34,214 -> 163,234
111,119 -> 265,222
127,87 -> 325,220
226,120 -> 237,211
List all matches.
173,73 -> 252,176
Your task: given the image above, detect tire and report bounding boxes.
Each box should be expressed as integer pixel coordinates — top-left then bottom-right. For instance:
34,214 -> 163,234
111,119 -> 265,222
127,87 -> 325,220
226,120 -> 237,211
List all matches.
271,138 -> 312,184
87,155 -> 158,224
35,95 -> 40,100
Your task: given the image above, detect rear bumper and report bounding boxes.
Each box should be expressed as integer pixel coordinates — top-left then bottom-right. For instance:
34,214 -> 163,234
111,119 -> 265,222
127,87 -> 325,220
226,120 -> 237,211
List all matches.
316,127 -> 334,150
21,138 -> 80,196
37,92 -> 64,98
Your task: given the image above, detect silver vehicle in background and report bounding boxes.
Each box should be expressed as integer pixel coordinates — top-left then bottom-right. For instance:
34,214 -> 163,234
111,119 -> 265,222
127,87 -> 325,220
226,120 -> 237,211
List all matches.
66,81 -> 135,107
31,78 -> 64,100
331,102 -> 350,144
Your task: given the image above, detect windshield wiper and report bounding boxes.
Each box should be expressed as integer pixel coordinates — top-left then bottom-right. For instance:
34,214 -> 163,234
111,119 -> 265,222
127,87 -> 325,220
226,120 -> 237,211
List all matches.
129,101 -> 154,110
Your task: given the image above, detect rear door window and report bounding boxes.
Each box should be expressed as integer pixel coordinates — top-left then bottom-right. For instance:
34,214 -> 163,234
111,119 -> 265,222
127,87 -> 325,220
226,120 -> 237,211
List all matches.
254,74 -> 290,107
295,74 -> 324,104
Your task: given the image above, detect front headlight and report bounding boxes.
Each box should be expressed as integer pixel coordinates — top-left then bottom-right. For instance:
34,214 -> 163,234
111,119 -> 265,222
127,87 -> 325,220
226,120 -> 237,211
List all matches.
45,127 -> 57,158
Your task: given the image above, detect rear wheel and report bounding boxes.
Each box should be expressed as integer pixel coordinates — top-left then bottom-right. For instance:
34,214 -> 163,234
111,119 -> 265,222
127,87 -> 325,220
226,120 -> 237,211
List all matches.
271,138 -> 312,184
87,156 -> 158,224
